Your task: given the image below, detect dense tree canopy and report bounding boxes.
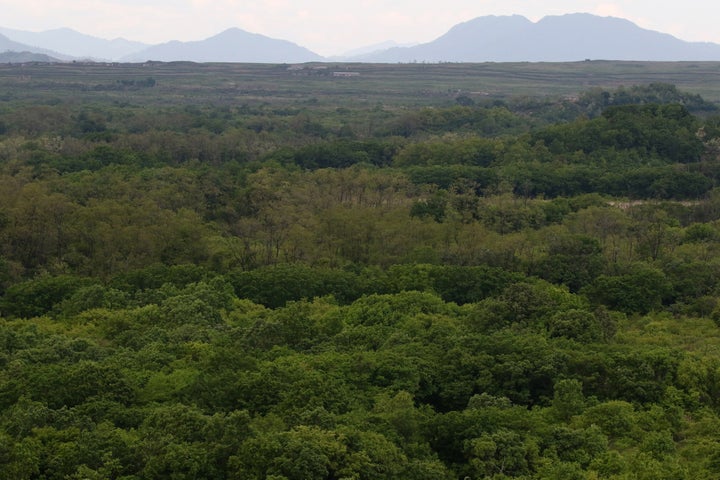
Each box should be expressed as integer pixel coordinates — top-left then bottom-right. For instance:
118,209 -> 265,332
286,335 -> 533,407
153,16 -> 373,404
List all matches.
1,72 -> 720,478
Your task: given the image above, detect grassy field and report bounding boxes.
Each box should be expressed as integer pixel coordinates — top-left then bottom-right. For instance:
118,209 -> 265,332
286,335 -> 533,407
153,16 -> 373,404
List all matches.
1,60 -> 720,106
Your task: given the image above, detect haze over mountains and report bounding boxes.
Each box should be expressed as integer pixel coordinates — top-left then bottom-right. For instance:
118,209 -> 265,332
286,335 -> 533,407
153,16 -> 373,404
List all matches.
0,32 -> 73,61
2,13 -> 720,63
359,14 -> 720,62
0,26 -> 147,61
120,28 -> 322,63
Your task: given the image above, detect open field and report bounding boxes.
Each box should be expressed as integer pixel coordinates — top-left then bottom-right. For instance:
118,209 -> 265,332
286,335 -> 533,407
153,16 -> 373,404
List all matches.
1,60 -> 720,106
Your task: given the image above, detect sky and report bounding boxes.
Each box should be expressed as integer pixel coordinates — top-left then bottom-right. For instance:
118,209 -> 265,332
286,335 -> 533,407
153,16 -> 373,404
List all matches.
2,0 -> 720,56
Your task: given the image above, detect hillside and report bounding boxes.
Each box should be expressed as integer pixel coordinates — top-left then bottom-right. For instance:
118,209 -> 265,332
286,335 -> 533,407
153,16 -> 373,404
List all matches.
0,50 -> 59,63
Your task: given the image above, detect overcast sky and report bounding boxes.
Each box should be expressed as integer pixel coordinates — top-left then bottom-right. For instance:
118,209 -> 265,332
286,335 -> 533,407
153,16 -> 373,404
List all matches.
2,0 -> 719,56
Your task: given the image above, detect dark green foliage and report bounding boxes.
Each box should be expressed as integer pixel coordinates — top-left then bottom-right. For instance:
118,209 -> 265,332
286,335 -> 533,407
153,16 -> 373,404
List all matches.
584,264 -> 673,314
547,309 -> 602,342
110,264 -> 214,292
427,265 -> 522,304
477,279 -> 586,330
410,194 -> 448,222
535,234 -> 605,292
277,139 -> 401,169
550,379 -> 586,421
116,77 -> 156,88
56,284 -> 129,317
463,428 -> 540,477
23,361 -> 135,409
406,165 -> 499,190
0,275 -> 92,318
387,105 -> 528,137
229,264 -> 361,308
578,83 -> 718,115
532,103 -> 703,163
394,136 -> 501,167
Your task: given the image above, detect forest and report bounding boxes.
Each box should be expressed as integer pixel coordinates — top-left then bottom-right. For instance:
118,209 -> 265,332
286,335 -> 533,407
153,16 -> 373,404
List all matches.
2,62 -> 720,479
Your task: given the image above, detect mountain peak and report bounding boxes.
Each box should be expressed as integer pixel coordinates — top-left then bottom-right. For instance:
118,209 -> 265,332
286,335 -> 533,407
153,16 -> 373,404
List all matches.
122,28 -> 322,63
537,12 -> 643,29
461,14 -> 532,25
212,27 -> 253,37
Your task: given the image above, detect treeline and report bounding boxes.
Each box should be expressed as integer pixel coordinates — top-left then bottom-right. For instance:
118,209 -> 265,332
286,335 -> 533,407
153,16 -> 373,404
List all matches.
3,96 -> 717,203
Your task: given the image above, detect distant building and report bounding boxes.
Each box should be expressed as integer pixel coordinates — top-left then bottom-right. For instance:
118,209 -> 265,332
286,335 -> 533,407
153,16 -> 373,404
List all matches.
332,71 -> 360,77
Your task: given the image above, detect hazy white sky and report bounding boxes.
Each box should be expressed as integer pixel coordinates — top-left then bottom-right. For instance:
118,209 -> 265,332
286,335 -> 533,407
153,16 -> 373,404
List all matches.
2,0 -> 719,56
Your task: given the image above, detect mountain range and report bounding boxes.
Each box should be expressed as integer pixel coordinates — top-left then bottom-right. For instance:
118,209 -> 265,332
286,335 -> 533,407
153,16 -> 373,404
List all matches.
358,14 -> 720,62
0,26 -> 147,61
2,13 -> 720,64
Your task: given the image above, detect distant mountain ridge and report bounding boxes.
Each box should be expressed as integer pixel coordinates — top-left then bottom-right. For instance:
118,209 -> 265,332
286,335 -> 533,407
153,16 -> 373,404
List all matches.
0,50 -> 60,63
0,32 -> 70,60
0,26 -> 148,61
332,41 -> 418,60
356,14 -> 720,62
121,28 -> 322,63
3,13 -> 720,63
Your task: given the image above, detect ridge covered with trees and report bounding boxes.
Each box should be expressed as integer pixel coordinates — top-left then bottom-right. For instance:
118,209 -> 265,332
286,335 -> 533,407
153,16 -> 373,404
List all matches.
1,66 -> 720,479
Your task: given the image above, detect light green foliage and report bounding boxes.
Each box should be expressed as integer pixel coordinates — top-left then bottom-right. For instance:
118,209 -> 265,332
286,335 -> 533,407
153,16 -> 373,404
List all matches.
139,368 -> 200,403
676,357 -> 720,410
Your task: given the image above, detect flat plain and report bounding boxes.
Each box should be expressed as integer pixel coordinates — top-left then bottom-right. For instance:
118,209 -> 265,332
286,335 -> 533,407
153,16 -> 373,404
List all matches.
2,60 -> 720,106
